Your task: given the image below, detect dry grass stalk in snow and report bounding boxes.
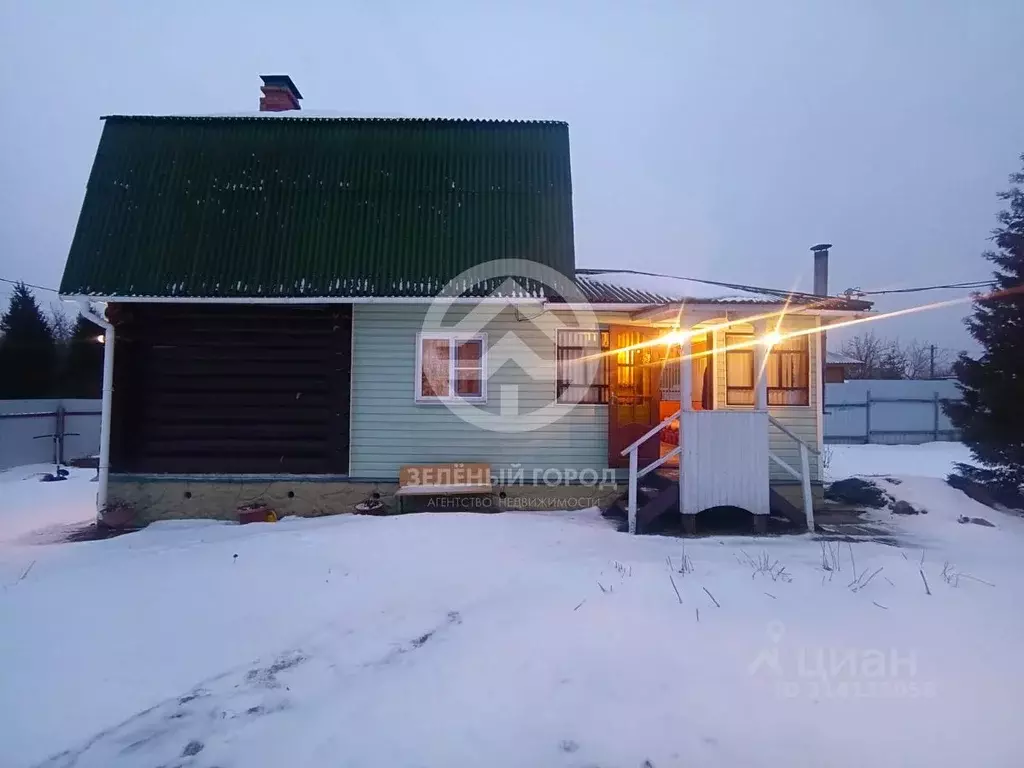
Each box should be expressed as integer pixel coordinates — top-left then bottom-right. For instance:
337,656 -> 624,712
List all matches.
940,562 -> 996,588
740,549 -> 792,582
677,542 -> 694,575
820,541 -> 841,573
668,573 -> 683,604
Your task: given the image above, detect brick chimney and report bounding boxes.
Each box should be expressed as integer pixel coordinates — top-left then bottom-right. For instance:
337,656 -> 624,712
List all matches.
259,75 -> 302,112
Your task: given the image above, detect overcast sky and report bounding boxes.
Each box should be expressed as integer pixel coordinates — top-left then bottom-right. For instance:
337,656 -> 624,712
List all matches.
2,0 -> 1022,351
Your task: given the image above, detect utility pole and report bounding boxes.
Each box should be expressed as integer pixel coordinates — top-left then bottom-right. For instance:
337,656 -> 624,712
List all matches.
929,344 -> 936,379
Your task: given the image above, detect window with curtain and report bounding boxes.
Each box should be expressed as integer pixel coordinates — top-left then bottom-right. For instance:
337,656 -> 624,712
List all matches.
416,334 -> 486,402
725,334 -> 755,405
725,332 -> 810,406
767,335 -> 810,405
556,329 -> 609,404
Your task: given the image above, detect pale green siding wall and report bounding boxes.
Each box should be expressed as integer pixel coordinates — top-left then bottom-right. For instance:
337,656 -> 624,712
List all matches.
350,304 -> 824,485
349,305 -> 611,480
712,315 -> 822,484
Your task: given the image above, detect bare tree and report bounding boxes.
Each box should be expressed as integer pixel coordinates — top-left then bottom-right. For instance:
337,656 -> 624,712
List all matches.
840,331 -> 886,379
48,303 -> 74,344
840,333 -> 956,379
903,340 -> 932,379
878,339 -> 908,379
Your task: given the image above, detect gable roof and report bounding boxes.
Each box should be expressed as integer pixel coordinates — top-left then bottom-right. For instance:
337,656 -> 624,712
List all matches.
60,115 -> 574,299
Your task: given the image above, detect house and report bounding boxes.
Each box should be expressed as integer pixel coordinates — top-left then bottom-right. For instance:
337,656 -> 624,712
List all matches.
825,351 -> 864,382
59,76 -> 871,534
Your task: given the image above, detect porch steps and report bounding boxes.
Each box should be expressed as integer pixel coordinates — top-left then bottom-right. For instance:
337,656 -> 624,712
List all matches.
604,477 -> 815,535
767,487 -> 807,528
602,471 -> 679,534
606,469 -> 846,535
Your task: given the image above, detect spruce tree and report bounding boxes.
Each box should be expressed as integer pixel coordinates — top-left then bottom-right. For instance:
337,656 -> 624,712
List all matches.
945,155 -> 1024,492
61,315 -> 104,398
0,283 -> 58,398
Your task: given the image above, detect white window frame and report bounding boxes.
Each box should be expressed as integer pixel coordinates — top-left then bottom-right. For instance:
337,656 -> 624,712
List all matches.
414,332 -> 488,404
724,330 -> 812,409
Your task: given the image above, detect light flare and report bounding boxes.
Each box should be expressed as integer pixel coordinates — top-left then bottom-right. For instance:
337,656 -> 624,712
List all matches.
581,283 -> 1021,370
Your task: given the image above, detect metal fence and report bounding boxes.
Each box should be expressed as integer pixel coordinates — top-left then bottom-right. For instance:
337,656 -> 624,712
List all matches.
0,399 -> 102,470
824,379 -> 961,445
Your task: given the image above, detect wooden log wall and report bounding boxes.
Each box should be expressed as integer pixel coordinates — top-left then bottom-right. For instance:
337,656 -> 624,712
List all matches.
109,304 -> 351,474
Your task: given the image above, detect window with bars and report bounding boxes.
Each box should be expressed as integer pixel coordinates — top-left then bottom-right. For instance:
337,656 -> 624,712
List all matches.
556,329 -> 609,404
725,332 -> 810,406
415,333 -> 487,402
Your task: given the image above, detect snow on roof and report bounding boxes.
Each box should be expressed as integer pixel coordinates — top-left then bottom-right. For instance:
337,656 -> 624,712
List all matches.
826,351 -> 863,365
574,270 -> 873,311
574,270 -> 790,305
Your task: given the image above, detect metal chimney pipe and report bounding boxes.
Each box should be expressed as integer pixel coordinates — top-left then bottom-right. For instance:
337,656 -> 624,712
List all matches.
811,243 -> 831,296
811,243 -> 832,421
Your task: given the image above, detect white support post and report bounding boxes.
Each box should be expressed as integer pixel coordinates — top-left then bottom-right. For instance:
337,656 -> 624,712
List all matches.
813,321 -> 824,478
627,448 -> 638,535
679,330 -> 693,412
678,326 -> 692,523
753,319 -> 769,411
800,442 -> 814,531
78,301 -> 114,520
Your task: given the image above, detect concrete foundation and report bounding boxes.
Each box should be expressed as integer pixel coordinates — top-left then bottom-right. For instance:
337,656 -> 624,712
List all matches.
107,475 -> 622,527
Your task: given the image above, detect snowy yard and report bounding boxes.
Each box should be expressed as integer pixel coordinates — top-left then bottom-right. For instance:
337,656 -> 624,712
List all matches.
2,446 -> 1023,767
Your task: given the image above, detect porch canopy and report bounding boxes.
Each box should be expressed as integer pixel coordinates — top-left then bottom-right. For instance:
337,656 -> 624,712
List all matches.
574,269 -> 872,411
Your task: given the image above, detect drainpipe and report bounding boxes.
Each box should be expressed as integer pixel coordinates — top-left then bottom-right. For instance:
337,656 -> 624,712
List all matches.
78,301 -> 114,519
811,244 -> 831,416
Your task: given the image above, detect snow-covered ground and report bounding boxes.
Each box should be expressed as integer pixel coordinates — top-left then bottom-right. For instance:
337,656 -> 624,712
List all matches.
826,441 -> 974,481
1,446 -> 1023,767
0,464 -> 97,545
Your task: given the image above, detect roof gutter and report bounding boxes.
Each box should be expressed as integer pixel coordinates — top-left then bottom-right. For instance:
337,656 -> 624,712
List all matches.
59,294 -> 871,315
58,294 -> 550,306
75,300 -> 114,522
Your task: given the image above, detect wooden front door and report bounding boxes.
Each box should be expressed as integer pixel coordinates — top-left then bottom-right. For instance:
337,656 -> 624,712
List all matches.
607,325 -> 668,468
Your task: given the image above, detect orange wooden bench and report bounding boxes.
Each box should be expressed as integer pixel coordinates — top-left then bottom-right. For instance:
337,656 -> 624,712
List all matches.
395,463 -> 493,512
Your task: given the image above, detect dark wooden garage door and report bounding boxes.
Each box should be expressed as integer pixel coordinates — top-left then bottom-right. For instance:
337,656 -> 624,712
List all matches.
109,304 -> 351,474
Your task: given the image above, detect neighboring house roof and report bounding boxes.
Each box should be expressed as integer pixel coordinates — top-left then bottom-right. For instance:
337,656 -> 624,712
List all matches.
826,351 -> 863,365
60,115 -> 574,299
574,270 -> 872,310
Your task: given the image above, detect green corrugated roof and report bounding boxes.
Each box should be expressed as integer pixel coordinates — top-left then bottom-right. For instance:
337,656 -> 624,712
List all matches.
60,115 -> 575,298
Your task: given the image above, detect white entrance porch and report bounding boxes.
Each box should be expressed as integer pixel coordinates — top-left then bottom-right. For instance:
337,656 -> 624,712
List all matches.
619,315 -> 817,535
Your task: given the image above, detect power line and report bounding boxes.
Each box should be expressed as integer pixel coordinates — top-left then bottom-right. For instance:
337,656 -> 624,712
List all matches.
578,268 -> 999,301
852,280 -> 996,296
0,276 -> 61,294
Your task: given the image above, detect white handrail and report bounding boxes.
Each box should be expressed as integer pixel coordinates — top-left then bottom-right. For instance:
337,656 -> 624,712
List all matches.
638,445 -> 681,479
620,408 -> 681,457
768,414 -> 820,455
768,450 -> 801,481
623,409 -> 681,534
799,442 -> 814,531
